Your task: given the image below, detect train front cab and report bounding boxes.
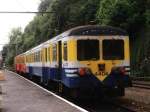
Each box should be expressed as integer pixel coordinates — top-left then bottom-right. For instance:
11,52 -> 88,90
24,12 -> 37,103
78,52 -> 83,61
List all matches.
61,35 -> 132,97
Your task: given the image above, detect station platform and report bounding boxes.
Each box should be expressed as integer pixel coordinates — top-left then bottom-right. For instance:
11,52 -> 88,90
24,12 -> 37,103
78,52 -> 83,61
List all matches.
0,70 -> 87,112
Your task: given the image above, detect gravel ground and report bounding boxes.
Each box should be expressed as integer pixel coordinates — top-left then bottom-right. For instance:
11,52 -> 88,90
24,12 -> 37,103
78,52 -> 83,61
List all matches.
125,87 -> 150,104
115,87 -> 150,112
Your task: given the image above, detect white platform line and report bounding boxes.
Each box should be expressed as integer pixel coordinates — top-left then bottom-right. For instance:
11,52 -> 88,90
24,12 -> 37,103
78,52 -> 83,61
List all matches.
7,70 -> 88,112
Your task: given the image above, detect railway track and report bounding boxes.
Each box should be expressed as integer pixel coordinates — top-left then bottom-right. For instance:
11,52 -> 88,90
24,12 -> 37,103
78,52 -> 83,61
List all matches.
71,98 -> 136,112
112,102 -> 137,112
132,81 -> 150,89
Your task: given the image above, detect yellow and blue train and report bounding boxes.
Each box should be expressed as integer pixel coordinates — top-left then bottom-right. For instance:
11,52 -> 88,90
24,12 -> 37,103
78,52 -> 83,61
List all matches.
15,25 -> 132,97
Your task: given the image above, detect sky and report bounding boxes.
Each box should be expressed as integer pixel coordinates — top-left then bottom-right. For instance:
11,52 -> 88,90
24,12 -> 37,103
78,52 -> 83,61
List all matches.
0,0 -> 41,51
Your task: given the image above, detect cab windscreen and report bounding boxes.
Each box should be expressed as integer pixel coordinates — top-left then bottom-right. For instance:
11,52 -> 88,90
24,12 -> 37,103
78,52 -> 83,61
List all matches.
77,40 -> 99,61
103,39 -> 124,60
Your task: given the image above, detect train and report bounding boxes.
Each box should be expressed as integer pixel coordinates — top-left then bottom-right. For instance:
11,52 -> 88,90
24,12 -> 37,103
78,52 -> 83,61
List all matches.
14,25 -> 132,98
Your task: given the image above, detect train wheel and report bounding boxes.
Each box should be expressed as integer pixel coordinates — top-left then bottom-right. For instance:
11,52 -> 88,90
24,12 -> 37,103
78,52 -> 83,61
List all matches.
44,80 -> 49,86
69,88 -> 78,99
29,75 -> 33,80
58,83 -> 63,93
118,87 -> 125,96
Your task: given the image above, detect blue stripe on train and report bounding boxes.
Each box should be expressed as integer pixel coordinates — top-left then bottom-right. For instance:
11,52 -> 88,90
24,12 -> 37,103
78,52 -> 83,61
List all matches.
27,66 -> 60,81
61,68 -> 103,89
26,66 -> 104,89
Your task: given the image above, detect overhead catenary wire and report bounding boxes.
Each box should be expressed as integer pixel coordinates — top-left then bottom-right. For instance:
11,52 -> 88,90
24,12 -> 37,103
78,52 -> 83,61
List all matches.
0,11 -> 54,14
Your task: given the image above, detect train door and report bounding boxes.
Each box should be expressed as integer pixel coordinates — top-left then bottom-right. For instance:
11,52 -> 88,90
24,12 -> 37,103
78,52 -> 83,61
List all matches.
58,41 -> 62,80
41,48 -> 46,82
42,48 -> 49,83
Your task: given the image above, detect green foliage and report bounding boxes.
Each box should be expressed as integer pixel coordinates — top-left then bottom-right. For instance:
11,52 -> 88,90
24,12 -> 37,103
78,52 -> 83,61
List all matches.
38,0 -> 52,12
145,9 -> 150,25
96,0 -> 146,33
2,28 -> 22,66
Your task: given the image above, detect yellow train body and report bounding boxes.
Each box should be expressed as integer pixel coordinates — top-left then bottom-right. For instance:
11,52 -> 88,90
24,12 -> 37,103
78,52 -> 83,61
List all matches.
63,36 -> 130,82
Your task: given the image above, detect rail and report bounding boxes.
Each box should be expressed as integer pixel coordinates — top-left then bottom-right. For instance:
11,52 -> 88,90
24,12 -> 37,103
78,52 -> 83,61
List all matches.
132,81 -> 150,89
131,76 -> 150,81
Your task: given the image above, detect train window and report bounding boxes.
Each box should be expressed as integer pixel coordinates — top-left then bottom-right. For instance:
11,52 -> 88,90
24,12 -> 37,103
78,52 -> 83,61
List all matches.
31,54 -> 33,63
103,39 -> 124,60
26,56 -> 28,63
35,53 -> 37,62
30,54 -> 32,62
34,53 -> 36,62
45,48 -> 47,62
48,47 -> 51,61
40,51 -> 42,62
39,51 -> 40,62
63,42 -> 68,61
77,40 -> 99,60
37,52 -> 38,62
33,53 -> 36,62
35,52 -> 39,62
31,54 -> 32,62
36,51 -> 40,62
26,56 -> 27,63
47,47 -> 49,61
33,53 -> 35,62
52,44 -> 57,61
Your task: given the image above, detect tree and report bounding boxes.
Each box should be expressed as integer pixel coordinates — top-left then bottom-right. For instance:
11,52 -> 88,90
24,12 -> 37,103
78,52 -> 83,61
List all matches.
2,28 -> 23,66
96,0 -> 146,33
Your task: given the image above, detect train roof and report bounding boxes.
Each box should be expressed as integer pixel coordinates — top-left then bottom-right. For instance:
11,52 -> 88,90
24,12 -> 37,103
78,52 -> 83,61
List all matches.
51,25 -> 128,42
15,53 -> 26,57
63,25 -> 128,36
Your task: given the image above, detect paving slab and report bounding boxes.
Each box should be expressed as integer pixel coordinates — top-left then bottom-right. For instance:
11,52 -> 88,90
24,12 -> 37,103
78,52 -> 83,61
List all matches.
0,70 -> 87,112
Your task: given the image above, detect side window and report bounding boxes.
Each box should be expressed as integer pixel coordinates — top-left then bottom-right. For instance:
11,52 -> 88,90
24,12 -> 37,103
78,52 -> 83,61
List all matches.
47,47 -> 50,62
45,48 -> 47,62
30,55 -> 31,62
48,47 -> 51,61
26,56 -> 27,63
29,55 -> 30,63
41,49 -> 44,62
40,51 -> 42,62
31,54 -> 33,62
33,53 -> 34,62
35,52 -> 40,62
33,53 -> 36,62
32,54 -> 34,62
28,55 -> 29,63
31,54 -> 32,62
52,44 -> 57,61
63,42 -> 68,61
35,53 -> 36,62
38,51 -> 40,62
25,56 -> 27,63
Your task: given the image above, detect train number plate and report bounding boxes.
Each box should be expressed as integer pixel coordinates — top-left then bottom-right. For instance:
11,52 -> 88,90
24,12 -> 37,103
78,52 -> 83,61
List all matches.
96,71 -> 108,76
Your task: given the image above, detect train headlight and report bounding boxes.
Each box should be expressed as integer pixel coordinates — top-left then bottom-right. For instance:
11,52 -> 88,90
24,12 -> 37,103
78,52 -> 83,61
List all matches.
78,68 -> 91,76
111,66 -> 126,75
119,67 -> 126,75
